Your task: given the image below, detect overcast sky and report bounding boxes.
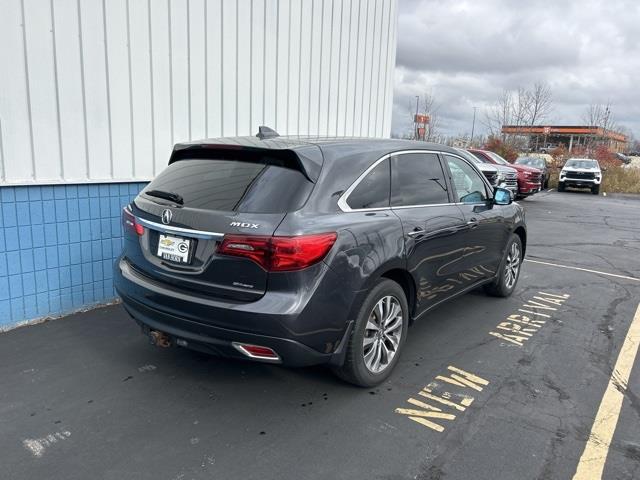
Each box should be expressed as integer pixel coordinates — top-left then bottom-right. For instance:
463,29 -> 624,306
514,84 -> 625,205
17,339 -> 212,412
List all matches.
391,0 -> 640,140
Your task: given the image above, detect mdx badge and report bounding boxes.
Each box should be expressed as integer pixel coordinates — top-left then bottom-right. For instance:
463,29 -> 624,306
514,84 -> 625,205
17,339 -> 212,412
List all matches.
230,221 -> 259,229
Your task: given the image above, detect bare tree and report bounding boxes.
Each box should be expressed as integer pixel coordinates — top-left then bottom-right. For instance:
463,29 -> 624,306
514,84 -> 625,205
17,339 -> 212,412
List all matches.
581,102 -> 621,151
583,103 -> 604,126
526,81 -> 553,125
512,87 -> 533,127
483,82 -> 554,150
420,91 -> 440,142
582,102 -> 615,131
405,90 -> 441,141
483,89 -> 513,138
484,82 -> 555,128
617,126 -> 634,152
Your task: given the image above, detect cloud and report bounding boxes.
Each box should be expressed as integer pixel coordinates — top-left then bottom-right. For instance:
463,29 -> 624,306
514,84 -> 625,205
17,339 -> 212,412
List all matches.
391,0 -> 640,141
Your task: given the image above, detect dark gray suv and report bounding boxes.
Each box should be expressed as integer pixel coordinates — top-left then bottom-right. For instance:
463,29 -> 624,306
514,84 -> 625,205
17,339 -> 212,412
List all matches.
115,133 -> 526,386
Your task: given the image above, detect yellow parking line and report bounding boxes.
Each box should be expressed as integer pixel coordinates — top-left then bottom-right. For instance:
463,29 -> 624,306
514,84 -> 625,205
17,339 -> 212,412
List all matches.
572,303 -> 640,480
524,259 -> 640,283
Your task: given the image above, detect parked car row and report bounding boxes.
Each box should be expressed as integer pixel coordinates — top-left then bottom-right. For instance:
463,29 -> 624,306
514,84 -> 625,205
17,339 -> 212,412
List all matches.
454,148 -> 519,198
517,153 -> 605,195
447,149 -> 605,199
467,149 -> 545,199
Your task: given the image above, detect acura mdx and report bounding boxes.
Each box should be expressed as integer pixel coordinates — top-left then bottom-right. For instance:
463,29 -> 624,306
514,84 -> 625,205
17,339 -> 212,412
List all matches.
115,132 -> 527,386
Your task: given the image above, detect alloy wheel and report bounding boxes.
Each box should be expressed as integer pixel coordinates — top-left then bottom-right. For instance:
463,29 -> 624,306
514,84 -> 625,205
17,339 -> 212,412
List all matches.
362,295 -> 403,374
504,242 -> 521,289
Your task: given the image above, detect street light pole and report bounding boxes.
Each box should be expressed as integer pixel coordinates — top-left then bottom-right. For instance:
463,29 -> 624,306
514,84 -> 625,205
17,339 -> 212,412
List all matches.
415,96 -> 420,140
470,106 -> 477,146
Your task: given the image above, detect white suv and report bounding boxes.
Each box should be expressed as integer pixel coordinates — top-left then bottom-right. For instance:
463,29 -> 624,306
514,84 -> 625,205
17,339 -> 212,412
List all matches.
558,158 -> 602,195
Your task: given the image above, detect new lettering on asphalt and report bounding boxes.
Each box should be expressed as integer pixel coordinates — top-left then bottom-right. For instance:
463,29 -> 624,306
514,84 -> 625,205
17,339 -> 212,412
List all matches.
396,290 -> 570,432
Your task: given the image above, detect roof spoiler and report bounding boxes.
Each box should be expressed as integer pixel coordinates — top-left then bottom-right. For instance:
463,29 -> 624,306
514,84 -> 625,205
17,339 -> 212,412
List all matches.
168,143 -> 323,183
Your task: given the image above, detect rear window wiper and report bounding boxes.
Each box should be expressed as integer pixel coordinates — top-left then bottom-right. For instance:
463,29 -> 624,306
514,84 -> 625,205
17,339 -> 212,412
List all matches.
145,189 -> 184,205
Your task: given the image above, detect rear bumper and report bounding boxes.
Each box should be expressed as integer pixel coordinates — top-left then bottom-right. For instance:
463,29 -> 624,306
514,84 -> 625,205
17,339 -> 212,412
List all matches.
119,293 -> 335,366
114,256 -> 354,367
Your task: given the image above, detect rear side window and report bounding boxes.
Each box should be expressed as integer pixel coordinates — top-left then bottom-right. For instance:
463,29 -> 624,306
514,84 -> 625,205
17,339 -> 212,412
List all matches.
144,158 -> 313,213
391,153 -> 449,206
346,159 -> 390,210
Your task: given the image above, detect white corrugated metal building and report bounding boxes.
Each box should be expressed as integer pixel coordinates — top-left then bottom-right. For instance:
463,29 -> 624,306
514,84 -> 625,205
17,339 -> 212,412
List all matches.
0,0 -> 398,327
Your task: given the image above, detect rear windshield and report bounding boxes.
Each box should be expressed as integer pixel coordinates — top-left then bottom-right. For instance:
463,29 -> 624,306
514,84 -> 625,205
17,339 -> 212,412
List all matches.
143,158 -> 314,213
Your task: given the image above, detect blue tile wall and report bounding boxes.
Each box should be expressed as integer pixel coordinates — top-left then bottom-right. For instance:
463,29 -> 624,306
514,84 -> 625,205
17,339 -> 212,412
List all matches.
0,182 -> 148,329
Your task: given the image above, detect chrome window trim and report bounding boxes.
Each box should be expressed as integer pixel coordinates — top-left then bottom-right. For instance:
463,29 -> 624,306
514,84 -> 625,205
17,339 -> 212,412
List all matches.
135,215 -> 225,240
337,153 -> 392,213
338,149 -> 458,213
392,202 -> 464,210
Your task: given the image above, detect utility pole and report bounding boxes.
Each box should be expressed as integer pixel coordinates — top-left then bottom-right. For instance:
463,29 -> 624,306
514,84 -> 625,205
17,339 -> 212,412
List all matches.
414,96 -> 420,140
603,105 -> 610,149
470,106 -> 477,146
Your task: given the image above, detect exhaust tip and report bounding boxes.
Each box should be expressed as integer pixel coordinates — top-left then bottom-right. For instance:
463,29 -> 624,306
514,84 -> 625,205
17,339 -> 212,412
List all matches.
149,330 -> 171,348
232,342 -> 281,363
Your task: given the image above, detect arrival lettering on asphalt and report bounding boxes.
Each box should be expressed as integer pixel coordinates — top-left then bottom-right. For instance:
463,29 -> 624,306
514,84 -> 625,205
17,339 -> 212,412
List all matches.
489,291 -> 570,346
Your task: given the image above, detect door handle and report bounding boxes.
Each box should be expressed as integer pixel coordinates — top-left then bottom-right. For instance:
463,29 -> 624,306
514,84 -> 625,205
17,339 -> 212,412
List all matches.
408,229 -> 426,237
467,218 -> 479,229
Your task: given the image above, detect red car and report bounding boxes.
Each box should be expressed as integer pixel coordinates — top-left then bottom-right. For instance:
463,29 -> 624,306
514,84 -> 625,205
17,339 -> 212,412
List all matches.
468,149 -> 542,198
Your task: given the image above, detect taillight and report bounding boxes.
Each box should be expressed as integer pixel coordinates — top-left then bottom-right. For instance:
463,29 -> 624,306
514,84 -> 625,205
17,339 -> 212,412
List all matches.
217,232 -> 337,271
122,207 -> 144,236
269,234 -> 337,270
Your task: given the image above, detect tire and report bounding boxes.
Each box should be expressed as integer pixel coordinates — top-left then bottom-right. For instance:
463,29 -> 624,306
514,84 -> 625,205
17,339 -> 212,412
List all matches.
484,234 -> 523,298
557,182 -> 565,192
333,279 -> 409,387
543,178 -> 549,189
591,185 -> 600,195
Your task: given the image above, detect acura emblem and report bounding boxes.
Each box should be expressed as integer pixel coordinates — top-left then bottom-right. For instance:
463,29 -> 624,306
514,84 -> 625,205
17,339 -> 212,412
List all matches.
161,209 -> 173,225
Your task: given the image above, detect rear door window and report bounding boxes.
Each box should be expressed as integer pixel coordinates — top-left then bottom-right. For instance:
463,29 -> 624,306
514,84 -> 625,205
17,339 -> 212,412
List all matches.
143,158 -> 314,213
346,159 -> 390,210
391,153 -> 449,207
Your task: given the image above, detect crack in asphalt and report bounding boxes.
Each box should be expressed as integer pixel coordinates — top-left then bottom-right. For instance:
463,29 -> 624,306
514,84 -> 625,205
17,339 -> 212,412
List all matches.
537,427 -> 570,480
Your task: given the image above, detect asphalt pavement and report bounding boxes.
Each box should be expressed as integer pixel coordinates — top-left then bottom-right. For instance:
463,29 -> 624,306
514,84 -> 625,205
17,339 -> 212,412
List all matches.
1,189 -> 639,480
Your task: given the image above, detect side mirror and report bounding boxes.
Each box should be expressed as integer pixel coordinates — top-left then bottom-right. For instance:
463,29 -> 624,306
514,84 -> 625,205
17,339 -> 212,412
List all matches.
493,187 -> 512,205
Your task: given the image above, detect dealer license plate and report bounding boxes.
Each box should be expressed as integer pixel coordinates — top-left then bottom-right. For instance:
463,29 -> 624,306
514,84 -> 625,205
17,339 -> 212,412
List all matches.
157,234 -> 191,263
